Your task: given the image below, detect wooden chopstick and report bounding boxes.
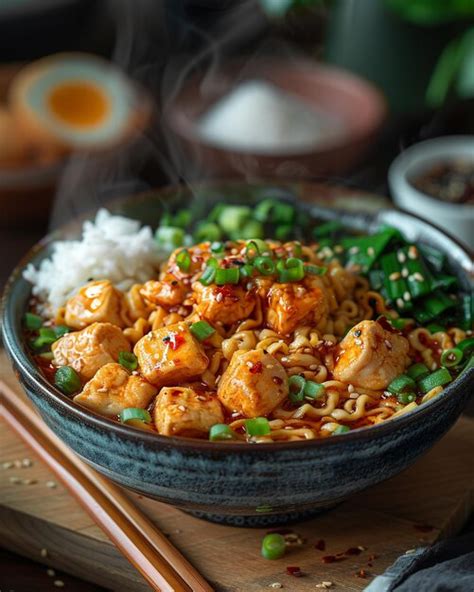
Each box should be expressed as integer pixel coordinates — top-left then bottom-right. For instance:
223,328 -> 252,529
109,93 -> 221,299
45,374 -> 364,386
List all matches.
0,380 -> 214,592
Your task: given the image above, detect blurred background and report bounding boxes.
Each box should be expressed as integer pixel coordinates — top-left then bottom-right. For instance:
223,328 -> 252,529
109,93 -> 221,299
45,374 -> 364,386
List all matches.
0,1 -> 473,588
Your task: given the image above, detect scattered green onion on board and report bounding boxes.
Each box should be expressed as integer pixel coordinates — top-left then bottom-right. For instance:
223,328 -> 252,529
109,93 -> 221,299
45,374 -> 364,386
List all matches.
190,321 -> 215,342
118,351 -> 138,372
261,533 -> 286,560
209,424 -> 235,441
245,417 -> 271,436
54,366 -> 81,395
119,408 -> 152,425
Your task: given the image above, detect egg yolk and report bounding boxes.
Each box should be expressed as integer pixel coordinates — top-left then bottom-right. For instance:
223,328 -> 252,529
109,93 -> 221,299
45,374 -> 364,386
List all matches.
48,81 -> 110,128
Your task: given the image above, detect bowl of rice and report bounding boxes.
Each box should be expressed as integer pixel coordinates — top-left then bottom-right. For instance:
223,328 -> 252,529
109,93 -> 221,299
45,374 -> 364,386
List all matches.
2,181 -> 473,526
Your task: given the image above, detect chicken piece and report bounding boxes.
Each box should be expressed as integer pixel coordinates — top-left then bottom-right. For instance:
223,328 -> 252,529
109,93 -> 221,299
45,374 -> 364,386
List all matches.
140,274 -> 187,308
134,322 -> 208,387
265,280 -> 326,335
74,363 -> 157,417
164,243 -> 212,277
333,320 -> 410,390
52,322 -> 131,380
64,280 -> 127,330
153,386 -> 224,437
217,349 -> 288,417
193,283 -> 256,325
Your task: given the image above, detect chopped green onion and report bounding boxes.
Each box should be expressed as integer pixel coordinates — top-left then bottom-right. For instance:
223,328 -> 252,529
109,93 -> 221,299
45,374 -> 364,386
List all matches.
211,241 -> 224,253
369,269 -> 385,291
190,320 -> 215,341
209,424 -> 235,441
303,381 -> 325,399
32,327 -> 58,349
54,366 -> 81,395
457,337 -> 474,358
387,374 -> 416,395
199,258 -> 218,286
407,363 -> 430,381
119,408 -> 152,425
173,209 -> 192,229
176,249 -> 191,272
292,241 -> 302,258
254,199 -> 295,224
424,290 -> 456,317
239,264 -> 254,278
381,252 -> 411,308
440,348 -> 463,368
399,246 -> 433,299
343,227 -> 399,271
397,392 -> 416,404
261,533 -> 286,560
118,351 -> 138,371
155,226 -> 185,249
217,206 -> 251,234
419,244 -> 446,272
53,325 -> 70,338
419,368 -> 452,393
254,256 -> 275,276
240,222 -> 266,241
245,239 -> 267,260
277,257 -> 304,283
245,417 -> 271,436
313,220 -> 343,238
288,375 -> 306,403
194,222 -> 222,243
426,323 -> 445,334
432,274 -> 458,291
275,224 -> 292,240
215,267 -> 240,285
332,425 -> 350,435
24,312 -> 43,330
304,264 -> 327,276
207,203 -> 225,223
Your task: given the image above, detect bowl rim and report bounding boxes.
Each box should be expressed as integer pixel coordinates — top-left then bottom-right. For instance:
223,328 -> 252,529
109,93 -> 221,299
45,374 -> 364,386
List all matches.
2,182 -> 473,453
388,135 -> 474,215
166,57 -> 388,158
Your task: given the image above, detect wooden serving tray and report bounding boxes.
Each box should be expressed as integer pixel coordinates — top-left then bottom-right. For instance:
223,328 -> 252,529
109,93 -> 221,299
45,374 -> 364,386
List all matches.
1,349 -> 473,592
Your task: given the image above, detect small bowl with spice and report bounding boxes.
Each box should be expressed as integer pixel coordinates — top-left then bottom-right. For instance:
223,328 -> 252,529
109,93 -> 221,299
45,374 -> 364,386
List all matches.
389,136 -> 474,250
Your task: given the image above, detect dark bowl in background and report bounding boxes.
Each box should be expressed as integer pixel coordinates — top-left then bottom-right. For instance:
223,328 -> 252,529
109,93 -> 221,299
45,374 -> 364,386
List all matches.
166,59 -> 387,179
1,181 -> 473,526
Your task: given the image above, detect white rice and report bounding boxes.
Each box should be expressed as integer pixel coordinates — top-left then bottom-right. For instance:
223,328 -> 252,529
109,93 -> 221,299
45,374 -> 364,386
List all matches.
24,209 -> 163,314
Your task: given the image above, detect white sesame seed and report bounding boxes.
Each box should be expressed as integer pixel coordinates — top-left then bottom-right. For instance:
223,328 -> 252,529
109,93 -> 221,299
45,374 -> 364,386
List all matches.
403,291 -> 411,301
14,460 -> 22,469
358,545 -> 366,550
53,580 -> 65,588
197,396 -> 206,401
397,251 -> 406,263
2,461 -> 13,469
413,272 -> 424,282
350,392 -> 360,399
22,479 -> 37,485
246,361 -> 254,368
47,569 -> 56,577
396,298 -> 405,308
349,246 -> 359,255
355,339 -> 362,346
215,292 -> 223,303
408,246 -> 418,259
269,584 -> 283,589
389,272 -> 401,281
348,384 -> 355,393
384,339 -> 393,350
334,245 -> 344,253
9,476 -> 21,484
46,481 -> 57,489
40,548 -> 48,558
367,247 -> 375,257
431,362 -> 437,371
281,357 -> 289,362
177,405 -> 186,412
401,267 -> 409,278
22,458 -> 32,467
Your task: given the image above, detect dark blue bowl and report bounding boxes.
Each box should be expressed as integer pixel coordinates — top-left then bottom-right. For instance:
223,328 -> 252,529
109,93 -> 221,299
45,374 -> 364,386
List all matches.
2,182 -> 473,526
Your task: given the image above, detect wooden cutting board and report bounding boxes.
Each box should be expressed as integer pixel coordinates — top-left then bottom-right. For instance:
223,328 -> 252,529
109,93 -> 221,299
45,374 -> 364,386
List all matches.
1,348 -> 473,592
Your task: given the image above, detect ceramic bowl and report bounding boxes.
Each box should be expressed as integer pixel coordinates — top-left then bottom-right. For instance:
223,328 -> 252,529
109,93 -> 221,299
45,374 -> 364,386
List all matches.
166,58 -> 387,179
389,136 -> 474,250
2,181 -> 473,526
